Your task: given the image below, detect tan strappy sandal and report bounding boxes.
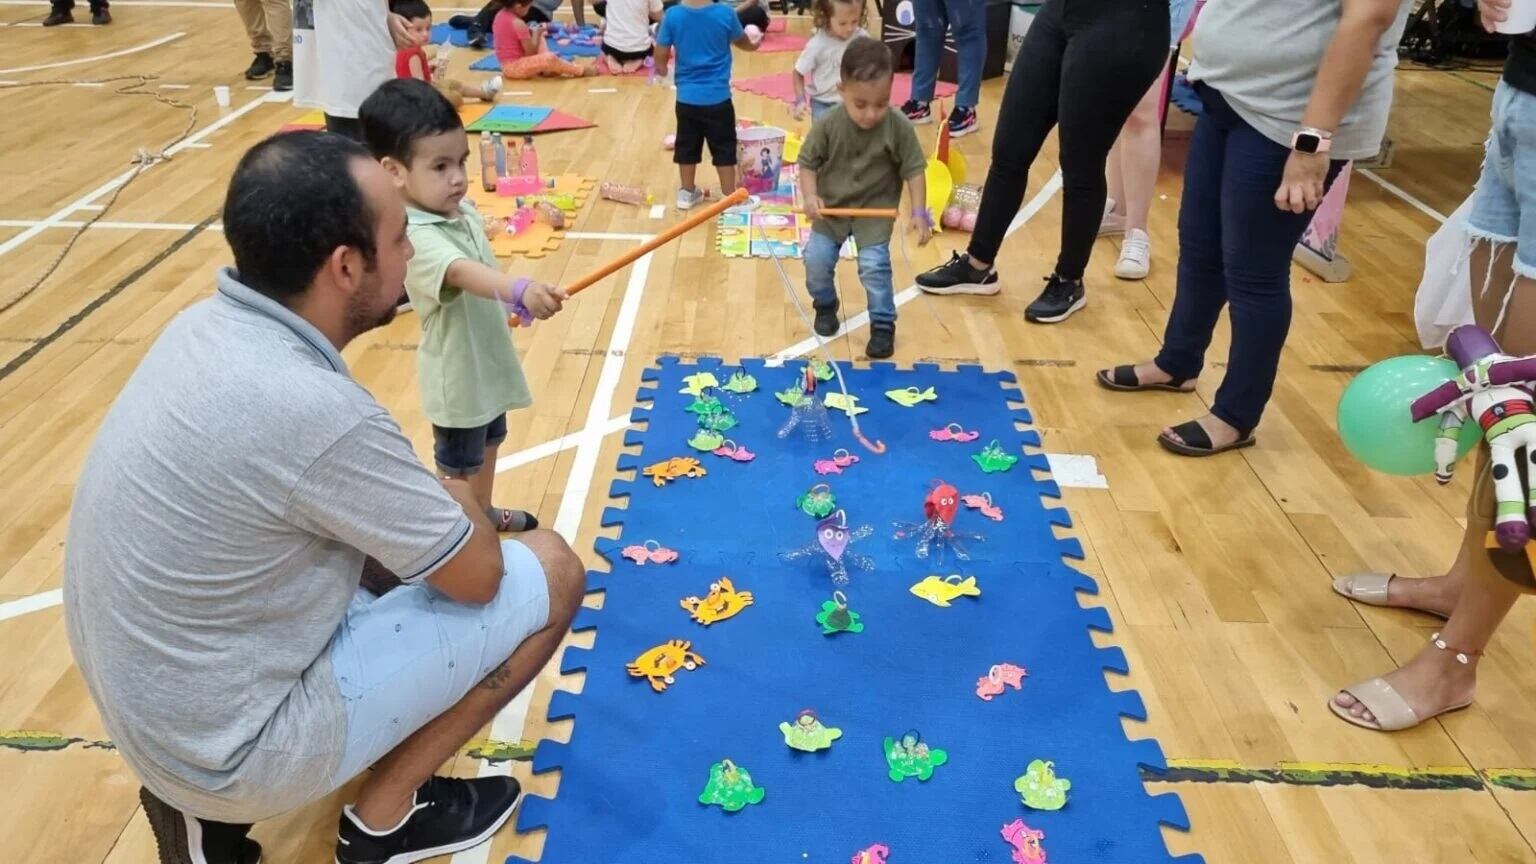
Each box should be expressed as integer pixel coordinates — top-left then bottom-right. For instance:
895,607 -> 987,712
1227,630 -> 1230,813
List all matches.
1332,571 -> 1448,620
1329,632 -> 1478,732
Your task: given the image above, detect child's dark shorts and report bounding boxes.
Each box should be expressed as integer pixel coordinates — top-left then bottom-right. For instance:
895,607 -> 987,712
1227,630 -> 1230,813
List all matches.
432,414 -> 508,476
674,99 -> 738,167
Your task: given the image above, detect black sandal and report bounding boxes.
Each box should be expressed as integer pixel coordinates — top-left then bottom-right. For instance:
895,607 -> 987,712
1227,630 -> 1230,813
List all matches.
1095,364 -> 1196,393
1157,419 -> 1256,457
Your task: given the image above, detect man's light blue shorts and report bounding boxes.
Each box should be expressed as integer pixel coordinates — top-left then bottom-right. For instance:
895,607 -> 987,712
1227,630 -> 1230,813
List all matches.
328,538 -> 550,786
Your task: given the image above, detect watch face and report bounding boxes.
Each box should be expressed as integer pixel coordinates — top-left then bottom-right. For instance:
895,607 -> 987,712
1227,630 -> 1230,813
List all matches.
1295,133 -> 1321,154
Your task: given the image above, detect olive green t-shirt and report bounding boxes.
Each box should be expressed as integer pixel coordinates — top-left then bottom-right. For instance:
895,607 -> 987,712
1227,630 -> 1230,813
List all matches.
797,105 -> 927,248
404,200 -> 532,429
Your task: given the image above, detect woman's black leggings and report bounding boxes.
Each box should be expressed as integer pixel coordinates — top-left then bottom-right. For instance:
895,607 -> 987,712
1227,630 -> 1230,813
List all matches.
968,0 -> 1169,281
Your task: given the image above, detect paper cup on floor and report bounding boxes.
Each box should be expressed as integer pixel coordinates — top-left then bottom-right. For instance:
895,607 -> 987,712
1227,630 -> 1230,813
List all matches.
737,125 -> 786,196
213,85 -> 231,108
1497,0 -> 1536,33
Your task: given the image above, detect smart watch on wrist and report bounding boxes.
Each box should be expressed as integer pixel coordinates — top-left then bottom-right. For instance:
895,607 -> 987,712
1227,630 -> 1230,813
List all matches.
1290,127 -> 1333,154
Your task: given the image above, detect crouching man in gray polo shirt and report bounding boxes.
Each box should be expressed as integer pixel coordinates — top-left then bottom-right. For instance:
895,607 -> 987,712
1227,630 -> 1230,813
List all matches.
62,130 -> 586,864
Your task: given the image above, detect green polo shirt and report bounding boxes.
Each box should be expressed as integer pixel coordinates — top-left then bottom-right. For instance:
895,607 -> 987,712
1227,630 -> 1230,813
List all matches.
796,106 -> 927,248
404,199 -> 532,429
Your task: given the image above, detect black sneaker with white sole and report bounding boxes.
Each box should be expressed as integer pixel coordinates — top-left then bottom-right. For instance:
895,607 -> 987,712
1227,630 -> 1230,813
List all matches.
335,776 -> 522,864
899,99 -> 932,125
866,321 -> 895,359
1024,274 -> 1086,324
139,786 -> 263,864
916,251 -> 1000,296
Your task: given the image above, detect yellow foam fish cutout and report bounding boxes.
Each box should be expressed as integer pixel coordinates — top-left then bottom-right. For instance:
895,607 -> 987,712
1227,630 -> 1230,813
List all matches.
885,386 -> 938,408
909,574 -> 981,607
823,392 -> 868,417
680,372 -> 720,396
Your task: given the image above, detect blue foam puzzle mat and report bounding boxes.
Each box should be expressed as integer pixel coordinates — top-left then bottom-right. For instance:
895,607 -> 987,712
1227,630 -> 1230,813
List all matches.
430,22 -> 489,48
511,357 -> 1200,864
470,53 -> 501,71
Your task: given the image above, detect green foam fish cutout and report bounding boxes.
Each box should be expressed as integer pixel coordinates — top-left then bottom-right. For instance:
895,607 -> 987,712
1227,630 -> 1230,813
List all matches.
1015,759 -> 1071,810
823,392 -> 868,417
972,439 -> 1019,474
805,359 -> 835,382
689,430 -> 726,452
885,733 -> 948,782
885,386 -> 938,407
776,385 -> 812,408
816,599 -> 863,634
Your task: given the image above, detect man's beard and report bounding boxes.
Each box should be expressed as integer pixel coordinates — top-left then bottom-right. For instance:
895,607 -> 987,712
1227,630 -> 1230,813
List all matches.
343,270 -> 397,340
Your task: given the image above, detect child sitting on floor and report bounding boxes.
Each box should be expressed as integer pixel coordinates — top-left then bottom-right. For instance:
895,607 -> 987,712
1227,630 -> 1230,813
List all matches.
596,0 -> 661,73
494,0 -> 599,78
359,79 -> 568,532
797,36 -> 930,359
392,0 -> 502,106
655,0 -> 759,209
791,0 -> 866,121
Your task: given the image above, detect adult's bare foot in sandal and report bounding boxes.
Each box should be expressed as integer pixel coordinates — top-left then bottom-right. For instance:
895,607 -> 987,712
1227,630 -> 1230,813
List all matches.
1095,360 -> 1195,392
1331,636 -> 1478,730
1159,413 -> 1248,454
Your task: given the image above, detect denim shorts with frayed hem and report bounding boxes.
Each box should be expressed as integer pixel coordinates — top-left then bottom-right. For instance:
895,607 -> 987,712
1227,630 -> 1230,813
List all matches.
1469,79 -> 1536,279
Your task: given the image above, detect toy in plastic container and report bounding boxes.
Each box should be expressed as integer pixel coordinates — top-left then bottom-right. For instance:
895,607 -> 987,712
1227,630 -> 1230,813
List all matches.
942,182 -> 983,231
892,481 -> 984,563
777,363 -> 833,441
884,730 -> 947,782
600,181 -> 653,206
698,759 -> 765,811
1014,759 -> 1070,811
782,509 -> 873,586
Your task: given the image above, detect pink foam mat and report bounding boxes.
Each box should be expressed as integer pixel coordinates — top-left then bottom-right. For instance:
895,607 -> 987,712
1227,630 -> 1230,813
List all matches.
732,71 -> 957,106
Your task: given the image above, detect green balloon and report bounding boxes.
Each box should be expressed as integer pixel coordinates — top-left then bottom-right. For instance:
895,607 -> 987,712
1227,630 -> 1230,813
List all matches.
1337,355 -> 1479,476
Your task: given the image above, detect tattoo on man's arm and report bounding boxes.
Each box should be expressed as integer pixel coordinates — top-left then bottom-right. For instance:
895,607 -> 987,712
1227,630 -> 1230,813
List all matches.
479,661 -> 516,690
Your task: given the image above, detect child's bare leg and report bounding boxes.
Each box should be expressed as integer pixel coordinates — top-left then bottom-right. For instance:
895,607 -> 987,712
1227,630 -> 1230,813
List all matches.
618,58 -> 643,73
469,447 -> 496,513
716,164 -> 737,195
680,163 -> 698,191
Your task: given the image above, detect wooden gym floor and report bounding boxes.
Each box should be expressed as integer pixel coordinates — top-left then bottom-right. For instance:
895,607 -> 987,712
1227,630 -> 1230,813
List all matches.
0,4 -> 1526,861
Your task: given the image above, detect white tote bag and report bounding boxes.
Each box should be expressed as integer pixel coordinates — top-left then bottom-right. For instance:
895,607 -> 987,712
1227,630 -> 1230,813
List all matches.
1415,195 -> 1475,350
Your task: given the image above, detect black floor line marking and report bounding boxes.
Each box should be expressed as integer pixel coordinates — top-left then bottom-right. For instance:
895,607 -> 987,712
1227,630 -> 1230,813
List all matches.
0,214 -> 216,384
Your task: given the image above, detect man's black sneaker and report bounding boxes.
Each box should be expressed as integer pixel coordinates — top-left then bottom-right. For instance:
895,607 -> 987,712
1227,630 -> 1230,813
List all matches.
42,9 -> 72,24
273,60 -> 293,92
1025,274 -> 1086,324
91,6 -> 110,24
916,251 -> 1000,296
866,322 -> 895,359
336,776 -> 522,864
139,787 -> 263,864
813,301 -> 839,337
899,99 -> 932,125
245,52 -> 275,80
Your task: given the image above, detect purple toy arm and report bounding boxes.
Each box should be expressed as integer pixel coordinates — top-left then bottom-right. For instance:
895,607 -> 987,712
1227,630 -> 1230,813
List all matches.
1488,356 -> 1536,387
1411,379 -> 1467,422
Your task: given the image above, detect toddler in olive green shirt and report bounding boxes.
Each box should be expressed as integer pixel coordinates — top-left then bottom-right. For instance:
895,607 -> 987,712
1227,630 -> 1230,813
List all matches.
797,36 -> 930,359
360,79 -> 567,531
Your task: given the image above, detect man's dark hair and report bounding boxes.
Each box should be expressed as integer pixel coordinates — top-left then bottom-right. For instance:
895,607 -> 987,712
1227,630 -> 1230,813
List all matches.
222,131 -> 378,303
390,0 -> 431,18
359,78 -> 464,165
840,34 -> 893,84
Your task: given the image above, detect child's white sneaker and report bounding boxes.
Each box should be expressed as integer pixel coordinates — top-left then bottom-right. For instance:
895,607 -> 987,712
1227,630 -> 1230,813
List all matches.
676,186 -> 705,211
1114,228 -> 1151,280
484,75 -> 502,100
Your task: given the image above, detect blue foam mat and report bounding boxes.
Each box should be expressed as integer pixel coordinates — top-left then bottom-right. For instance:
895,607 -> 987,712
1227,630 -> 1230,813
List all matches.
512,357 -> 1200,864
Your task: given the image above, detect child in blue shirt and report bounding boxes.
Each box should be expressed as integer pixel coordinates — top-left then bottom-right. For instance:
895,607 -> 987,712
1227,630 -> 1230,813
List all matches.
655,0 -> 759,210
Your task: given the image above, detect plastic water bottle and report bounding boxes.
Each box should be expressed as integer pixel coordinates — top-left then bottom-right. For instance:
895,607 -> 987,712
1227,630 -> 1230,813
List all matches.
479,134 -> 497,191
519,136 -> 538,180
491,133 -> 508,177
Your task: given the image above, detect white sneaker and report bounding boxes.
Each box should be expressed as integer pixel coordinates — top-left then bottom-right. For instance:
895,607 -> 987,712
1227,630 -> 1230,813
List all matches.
1098,197 -> 1125,236
1115,228 -> 1151,280
484,75 -> 502,100
676,186 -> 705,211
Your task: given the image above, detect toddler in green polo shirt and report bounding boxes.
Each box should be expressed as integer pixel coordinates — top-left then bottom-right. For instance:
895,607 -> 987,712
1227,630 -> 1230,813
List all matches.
360,79 -> 566,532
796,35 -> 930,359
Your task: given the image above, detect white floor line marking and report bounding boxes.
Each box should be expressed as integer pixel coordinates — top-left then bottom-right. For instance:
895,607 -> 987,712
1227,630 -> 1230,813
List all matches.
71,81 -> 105,87
587,87 -> 616,94
0,92 -> 284,260
1004,168 -> 1063,238
0,589 -> 62,622
1044,453 -> 1108,489
648,204 -> 664,220
453,253 -> 654,864
157,83 -> 190,89
0,31 -> 184,75
764,286 -> 920,367
1356,167 -> 1448,225
182,142 -> 213,149
0,219 -> 206,230
495,415 -> 630,474
505,90 -> 533,96
76,204 -> 106,212
243,85 -> 272,92
564,231 -> 656,241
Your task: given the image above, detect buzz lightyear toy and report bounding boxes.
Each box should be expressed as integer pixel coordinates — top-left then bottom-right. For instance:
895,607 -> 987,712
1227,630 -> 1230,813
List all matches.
1412,325 -> 1536,552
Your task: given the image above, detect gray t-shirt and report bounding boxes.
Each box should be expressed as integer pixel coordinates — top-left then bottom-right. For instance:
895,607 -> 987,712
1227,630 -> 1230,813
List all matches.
1189,0 -> 1412,160
63,269 -> 473,823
